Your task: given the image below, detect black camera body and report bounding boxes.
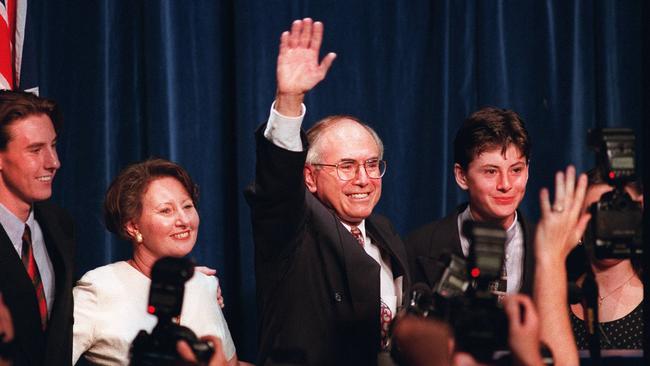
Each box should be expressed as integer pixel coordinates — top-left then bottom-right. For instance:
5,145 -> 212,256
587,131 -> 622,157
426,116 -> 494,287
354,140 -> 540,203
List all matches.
401,222 -> 509,363
586,128 -> 642,259
130,257 -> 214,365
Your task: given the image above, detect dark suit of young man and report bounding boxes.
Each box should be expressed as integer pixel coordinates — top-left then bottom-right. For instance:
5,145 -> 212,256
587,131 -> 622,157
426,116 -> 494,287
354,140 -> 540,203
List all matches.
407,203 -> 535,294
0,90 -> 74,366
0,201 -> 74,366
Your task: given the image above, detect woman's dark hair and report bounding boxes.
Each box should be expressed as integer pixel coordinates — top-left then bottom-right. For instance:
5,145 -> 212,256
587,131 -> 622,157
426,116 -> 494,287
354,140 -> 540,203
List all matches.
103,158 -> 199,241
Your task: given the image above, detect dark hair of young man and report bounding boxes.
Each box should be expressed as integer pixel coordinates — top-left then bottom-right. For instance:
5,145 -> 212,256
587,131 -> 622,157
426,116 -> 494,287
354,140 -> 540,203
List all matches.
0,90 -> 62,150
453,106 -> 531,169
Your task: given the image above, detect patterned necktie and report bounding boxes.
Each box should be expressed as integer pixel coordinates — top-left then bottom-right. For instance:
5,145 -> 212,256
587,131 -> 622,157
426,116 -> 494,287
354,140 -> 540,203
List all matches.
350,226 -> 393,350
490,254 -> 508,301
350,226 -> 365,247
21,224 -> 48,330
380,300 -> 392,351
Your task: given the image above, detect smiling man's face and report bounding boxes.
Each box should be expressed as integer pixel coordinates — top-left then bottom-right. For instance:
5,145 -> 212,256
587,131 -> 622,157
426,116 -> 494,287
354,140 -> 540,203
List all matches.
0,114 -> 60,215
304,119 -> 382,226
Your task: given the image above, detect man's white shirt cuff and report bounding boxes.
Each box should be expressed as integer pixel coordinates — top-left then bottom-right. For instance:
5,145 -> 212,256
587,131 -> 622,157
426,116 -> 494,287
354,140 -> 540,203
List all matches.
263,101 -> 306,152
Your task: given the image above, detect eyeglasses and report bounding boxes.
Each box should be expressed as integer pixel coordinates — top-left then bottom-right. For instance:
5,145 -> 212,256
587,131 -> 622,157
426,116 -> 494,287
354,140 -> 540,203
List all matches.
311,159 -> 387,181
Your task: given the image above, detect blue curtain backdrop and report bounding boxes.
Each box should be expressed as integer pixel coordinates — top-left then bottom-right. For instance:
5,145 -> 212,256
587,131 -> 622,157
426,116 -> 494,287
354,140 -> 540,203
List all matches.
29,0 -> 646,362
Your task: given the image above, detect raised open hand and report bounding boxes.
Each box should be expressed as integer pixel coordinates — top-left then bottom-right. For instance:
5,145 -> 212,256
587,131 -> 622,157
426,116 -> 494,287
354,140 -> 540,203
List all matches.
277,18 -> 336,95
535,166 -> 591,263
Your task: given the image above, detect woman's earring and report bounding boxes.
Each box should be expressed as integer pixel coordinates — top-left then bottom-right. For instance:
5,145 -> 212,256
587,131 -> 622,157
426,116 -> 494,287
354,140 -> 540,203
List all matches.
135,232 -> 143,243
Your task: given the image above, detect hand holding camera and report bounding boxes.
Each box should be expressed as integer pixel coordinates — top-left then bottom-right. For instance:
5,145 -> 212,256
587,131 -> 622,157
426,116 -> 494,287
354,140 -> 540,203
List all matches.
177,335 -> 227,366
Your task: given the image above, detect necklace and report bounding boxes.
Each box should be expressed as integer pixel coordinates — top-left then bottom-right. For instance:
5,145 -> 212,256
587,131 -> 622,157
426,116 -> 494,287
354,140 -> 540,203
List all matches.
597,273 -> 635,305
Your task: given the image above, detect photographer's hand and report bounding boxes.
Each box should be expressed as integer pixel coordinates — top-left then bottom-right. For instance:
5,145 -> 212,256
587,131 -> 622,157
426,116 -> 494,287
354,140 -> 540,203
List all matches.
0,294 -> 14,366
503,295 -> 544,366
392,316 -> 453,366
177,335 -> 231,366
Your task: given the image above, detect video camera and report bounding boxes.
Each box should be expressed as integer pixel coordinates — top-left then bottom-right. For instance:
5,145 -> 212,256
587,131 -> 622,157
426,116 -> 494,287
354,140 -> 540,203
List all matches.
586,128 -> 642,259
398,221 -> 509,363
130,257 -> 214,366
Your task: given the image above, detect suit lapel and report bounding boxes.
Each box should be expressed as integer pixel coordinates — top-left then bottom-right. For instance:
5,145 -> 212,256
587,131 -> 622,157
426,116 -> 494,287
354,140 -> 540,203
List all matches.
336,220 -> 379,315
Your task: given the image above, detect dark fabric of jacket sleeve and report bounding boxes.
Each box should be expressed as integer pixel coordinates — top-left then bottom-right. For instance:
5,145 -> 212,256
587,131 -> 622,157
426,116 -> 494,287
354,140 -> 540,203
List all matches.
244,124 -> 309,264
406,205 -> 536,296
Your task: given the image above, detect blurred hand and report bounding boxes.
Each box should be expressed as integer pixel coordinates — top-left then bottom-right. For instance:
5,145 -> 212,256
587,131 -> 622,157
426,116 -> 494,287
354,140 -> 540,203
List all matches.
216,285 -> 224,309
503,295 -> 544,366
392,316 -> 452,366
177,335 -> 227,366
194,266 -> 224,308
195,266 -> 216,276
0,294 -> 14,365
451,352 -> 485,366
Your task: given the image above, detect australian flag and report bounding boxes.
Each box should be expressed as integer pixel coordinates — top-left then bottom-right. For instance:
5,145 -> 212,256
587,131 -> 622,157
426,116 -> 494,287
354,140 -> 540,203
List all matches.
0,0 -> 39,94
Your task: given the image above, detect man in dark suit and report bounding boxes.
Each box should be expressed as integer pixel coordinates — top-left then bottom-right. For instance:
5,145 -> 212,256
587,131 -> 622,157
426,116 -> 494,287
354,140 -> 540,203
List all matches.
0,90 -> 74,366
245,19 -> 409,365
407,107 -> 535,295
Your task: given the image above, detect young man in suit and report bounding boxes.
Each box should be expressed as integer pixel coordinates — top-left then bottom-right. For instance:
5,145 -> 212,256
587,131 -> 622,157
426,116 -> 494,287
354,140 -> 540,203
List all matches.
245,19 -> 409,365
407,107 -> 535,296
0,90 -> 74,366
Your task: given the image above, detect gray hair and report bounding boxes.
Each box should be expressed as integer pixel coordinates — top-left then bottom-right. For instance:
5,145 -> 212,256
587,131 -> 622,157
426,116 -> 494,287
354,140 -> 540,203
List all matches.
305,115 -> 384,164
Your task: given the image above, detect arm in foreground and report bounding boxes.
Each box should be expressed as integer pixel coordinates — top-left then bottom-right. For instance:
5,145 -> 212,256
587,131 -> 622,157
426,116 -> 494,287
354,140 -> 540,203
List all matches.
533,166 -> 590,366
503,295 -> 544,366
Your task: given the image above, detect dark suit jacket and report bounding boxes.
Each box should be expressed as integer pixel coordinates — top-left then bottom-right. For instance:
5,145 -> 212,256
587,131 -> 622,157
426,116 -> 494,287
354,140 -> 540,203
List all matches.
0,201 -> 74,366
245,126 -> 410,366
406,203 -> 535,295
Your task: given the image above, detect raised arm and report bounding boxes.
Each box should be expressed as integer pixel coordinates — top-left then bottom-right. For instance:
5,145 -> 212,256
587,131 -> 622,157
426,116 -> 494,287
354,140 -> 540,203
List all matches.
275,18 -> 336,116
533,166 -> 590,366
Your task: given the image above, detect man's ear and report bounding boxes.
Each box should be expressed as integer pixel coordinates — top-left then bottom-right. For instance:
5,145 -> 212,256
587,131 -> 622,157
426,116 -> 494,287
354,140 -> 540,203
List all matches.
453,163 -> 469,191
303,165 -> 318,193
